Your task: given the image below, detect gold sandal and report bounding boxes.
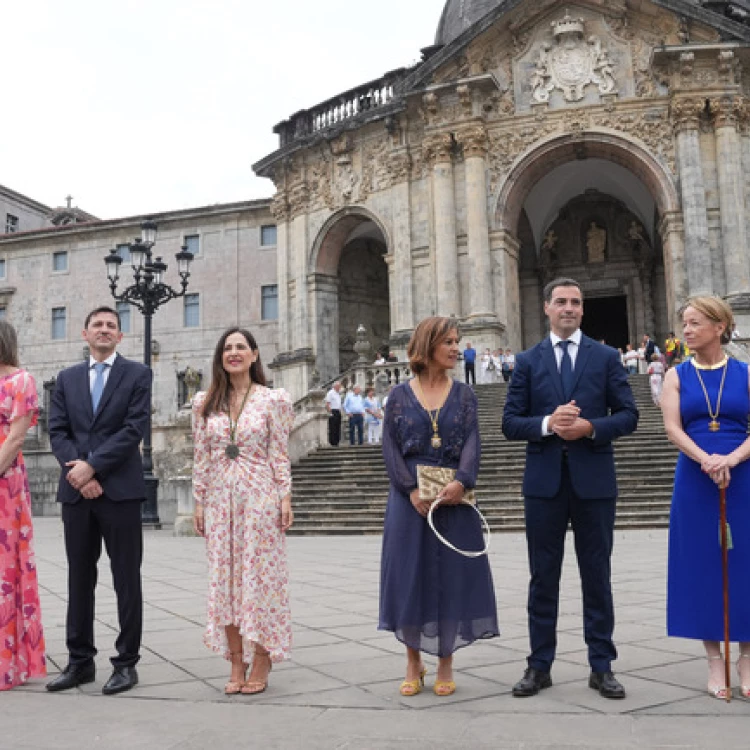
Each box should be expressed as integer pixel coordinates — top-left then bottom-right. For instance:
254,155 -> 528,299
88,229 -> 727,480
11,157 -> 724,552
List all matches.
224,650 -> 248,695
400,666 -> 427,696
707,654 -> 729,700
433,679 -> 456,696
241,647 -> 272,695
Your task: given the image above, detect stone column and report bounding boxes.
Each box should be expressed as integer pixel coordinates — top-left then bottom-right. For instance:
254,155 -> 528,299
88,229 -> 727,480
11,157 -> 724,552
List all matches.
659,212 -> 688,330
388,150 -> 414,333
424,133 -> 460,317
456,124 -> 494,320
710,95 -> 750,297
490,229 -> 520,347
671,97 -> 712,295
288,182 -> 310,351
270,192 -> 291,353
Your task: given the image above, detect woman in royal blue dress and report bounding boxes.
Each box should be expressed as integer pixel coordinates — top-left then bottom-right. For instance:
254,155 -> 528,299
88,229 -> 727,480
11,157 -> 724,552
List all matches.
379,317 -> 499,697
661,296 -> 750,699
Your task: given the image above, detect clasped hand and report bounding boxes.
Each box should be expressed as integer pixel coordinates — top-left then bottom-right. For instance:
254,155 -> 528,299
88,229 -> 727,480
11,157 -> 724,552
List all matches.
701,453 -> 737,488
410,480 -> 465,518
549,401 -> 593,441
65,459 -> 103,499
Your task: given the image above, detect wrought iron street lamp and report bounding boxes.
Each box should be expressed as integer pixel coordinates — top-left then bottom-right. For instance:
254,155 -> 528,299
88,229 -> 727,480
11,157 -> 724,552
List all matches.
104,220 -> 194,527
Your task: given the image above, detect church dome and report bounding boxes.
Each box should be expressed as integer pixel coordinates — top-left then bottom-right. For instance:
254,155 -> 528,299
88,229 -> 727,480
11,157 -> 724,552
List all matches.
435,0 -> 501,46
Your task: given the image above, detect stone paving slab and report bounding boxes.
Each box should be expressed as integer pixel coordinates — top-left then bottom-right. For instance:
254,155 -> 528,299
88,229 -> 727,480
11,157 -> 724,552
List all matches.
5,519 -> 749,749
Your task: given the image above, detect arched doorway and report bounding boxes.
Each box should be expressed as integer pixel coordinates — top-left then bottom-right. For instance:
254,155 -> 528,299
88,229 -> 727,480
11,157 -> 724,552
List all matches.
496,132 -> 681,349
311,209 -> 390,382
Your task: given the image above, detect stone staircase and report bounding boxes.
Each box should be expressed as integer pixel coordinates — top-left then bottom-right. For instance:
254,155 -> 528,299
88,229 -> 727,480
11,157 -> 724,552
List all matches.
290,375 -> 678,535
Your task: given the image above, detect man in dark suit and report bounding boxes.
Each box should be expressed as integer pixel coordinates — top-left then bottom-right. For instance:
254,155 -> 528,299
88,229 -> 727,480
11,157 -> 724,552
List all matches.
46,306 -> 151,696
502,278 -> 638,699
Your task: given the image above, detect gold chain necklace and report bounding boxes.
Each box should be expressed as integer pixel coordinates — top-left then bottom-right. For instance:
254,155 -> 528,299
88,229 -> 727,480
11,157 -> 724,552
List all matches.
413,377 -> 451,449
225,385 -> 253,459
692,358 -> 728,432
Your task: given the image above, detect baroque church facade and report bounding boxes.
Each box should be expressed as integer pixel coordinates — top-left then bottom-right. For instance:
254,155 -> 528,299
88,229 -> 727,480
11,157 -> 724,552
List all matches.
255,0 -> 750,400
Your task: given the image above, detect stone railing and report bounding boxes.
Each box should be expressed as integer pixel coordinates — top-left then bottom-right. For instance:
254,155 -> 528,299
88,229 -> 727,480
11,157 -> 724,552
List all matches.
274,69 -> 408,147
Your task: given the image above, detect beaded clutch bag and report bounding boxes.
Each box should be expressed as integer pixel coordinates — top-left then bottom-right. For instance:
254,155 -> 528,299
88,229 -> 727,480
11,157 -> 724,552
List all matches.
416,465 -> 476,505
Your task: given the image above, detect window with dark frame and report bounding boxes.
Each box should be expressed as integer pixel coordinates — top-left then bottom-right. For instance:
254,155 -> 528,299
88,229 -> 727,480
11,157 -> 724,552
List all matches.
53,251 -> 68,272
261,285 -> 279,320
260,225 -> 277,247
116,302 -> 131,334
5,214 -> 18,233
51,307 -> 66,340
184,293 -> 200,327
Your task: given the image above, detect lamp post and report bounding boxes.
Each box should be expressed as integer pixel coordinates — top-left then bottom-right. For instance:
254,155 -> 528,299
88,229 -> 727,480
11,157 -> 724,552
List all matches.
104,219 -> 194,528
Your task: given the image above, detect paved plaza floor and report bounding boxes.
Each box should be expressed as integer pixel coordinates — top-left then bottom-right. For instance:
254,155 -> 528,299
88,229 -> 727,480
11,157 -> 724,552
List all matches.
5,519 -> 750,749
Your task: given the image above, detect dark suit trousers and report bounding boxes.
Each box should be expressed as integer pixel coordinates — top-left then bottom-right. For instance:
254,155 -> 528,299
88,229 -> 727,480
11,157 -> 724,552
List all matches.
524,461 -> 617,673
328,409 -> 341,446
62,495 -> 143,669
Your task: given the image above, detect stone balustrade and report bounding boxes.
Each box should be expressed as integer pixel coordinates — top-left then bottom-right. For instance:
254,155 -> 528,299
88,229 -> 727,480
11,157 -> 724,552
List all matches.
274,69 -> 408,147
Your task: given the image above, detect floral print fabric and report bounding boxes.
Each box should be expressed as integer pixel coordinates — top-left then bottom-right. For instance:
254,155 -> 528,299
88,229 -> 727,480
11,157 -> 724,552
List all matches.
0,370 -> 46,690
192,387 -> 294,664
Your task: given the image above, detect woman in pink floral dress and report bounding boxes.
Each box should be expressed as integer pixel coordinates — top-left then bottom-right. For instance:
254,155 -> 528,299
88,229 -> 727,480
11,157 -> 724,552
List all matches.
0,321 -> 46,690
192,327 -> 294,696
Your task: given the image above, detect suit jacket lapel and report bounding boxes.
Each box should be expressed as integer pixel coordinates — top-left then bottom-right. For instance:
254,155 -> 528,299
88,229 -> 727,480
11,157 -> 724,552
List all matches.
540,338 -> 565,403
569,335 -> 593,396
93,355 -> 126,421
79,362 -> 95,422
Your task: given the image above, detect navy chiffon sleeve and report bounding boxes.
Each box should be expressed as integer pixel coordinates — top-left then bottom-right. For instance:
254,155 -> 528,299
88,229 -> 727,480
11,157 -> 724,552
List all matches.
455,385 -> 480,489
382,386 -> 418,496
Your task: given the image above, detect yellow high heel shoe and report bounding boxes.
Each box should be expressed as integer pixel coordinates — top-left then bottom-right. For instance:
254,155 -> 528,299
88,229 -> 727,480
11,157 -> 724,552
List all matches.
707,654 -> 729,700
400,666 -> 427,696
224,650 -> 248,695
737,653 -> 750,699
433,679 -> 456,696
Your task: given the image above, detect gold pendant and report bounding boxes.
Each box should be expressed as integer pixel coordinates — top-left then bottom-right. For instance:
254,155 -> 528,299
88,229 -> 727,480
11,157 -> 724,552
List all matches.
709,420 -> 720,432
431,435 -> 442,449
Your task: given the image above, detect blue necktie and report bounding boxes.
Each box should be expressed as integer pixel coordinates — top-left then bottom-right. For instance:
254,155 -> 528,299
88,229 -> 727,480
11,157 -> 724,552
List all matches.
91,362 -> 108,412
558,340 -> 574,400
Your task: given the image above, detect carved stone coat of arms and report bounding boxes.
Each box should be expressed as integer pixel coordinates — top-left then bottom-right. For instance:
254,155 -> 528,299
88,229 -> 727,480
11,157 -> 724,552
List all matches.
532,12 -> 617,103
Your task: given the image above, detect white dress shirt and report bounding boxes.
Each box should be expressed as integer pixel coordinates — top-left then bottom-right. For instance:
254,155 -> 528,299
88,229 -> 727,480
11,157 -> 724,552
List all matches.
541,329 -> 582,437
325,388 -> 342,411
88,352 -> 118,394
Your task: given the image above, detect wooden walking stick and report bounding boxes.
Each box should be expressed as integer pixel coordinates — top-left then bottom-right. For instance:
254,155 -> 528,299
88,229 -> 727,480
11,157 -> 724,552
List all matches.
720,484 -> 731,703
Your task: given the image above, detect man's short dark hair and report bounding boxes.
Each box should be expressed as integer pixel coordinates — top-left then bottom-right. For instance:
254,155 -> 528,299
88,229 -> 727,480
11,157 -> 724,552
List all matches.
543,277 -> 582,303
85,305 -> 121,330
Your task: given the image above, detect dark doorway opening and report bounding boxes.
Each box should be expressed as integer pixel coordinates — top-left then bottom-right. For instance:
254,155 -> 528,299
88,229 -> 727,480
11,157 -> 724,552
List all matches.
583,295 -> 629,350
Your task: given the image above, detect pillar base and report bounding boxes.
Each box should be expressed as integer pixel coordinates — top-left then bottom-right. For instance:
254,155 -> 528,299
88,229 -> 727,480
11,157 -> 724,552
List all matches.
459,317 -> 506,353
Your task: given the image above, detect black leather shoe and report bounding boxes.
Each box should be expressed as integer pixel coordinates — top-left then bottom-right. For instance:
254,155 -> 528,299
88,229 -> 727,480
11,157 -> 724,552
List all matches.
589,671 -> 626,699
102,666 -> 138,695
46,663 -> 96,692
512,667 -> 552,697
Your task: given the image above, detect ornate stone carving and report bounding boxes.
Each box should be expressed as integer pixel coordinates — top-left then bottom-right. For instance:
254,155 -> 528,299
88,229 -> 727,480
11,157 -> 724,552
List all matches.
456,125 -> 488,159
387,151 -> 412,185
422,93 -> 439,126
457,85 -> 473,118
288,182 -> 310,219
531,12 -> 618,104
423,133 -> 454,167
334,155 -> 360,204
360,138 -> 390,197
270,191 -> 290,223
718,50 -> 739,86
709,96 -> 747,130
670,97 -> 705,133
331,133 -> 354,157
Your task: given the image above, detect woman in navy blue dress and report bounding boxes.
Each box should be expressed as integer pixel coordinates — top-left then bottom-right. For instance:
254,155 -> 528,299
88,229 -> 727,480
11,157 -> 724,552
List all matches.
662,296 -> 750,699
379,317 -> 499,697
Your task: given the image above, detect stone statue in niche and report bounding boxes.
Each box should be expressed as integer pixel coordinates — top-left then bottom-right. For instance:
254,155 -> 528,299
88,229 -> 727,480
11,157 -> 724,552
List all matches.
540,229 -> 558,265
628,220 -> 648,261
531,12 -> 618,103
586,222 -> 607,263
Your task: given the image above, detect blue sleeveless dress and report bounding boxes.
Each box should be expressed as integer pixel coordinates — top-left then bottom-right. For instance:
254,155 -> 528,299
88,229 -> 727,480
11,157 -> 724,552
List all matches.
667,358 -> 750,641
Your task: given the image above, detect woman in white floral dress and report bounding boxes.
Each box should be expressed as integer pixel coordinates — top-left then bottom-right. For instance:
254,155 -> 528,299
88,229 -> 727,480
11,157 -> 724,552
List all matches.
192,327 -> 294,696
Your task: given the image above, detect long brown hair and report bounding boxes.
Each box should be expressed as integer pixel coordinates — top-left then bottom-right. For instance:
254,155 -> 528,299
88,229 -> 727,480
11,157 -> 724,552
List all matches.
200,327 -> 267,418
0,320 -> 19,367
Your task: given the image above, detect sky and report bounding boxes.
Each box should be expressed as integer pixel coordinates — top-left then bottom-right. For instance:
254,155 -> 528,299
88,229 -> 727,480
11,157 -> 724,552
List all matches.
3,0 -> 447,219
